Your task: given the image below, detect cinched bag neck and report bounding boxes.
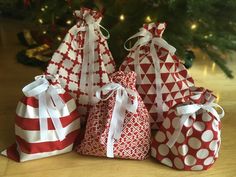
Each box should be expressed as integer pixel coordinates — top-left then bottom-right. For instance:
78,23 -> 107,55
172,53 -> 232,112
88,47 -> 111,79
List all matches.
142,22 -> 166,37
74,8 -> 102,24
110,71 -> 137,90
189,87 -> 216,105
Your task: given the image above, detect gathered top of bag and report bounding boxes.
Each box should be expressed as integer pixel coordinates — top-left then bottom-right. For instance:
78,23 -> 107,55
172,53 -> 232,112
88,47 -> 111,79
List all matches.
74,7 -> 102,24
142,22 -> 166,37
189,87 -> 216,105
110,71 -> 136,90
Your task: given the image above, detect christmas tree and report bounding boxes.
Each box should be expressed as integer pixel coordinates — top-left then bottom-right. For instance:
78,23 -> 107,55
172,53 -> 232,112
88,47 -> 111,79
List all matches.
3,0 -> 236,78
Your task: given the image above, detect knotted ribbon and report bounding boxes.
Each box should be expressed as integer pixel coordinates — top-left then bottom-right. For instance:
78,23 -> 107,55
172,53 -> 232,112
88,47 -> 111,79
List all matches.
22,75 -> 66,141
166,102 -> 225,148
69,13 -> 110,103
96,82 -> 138,158
124,25 -> 176,122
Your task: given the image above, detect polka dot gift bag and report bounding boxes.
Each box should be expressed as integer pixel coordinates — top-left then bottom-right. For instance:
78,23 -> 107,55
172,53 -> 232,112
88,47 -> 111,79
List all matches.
77,71 -> 151,160
1,75 -> 80,162
119,22 -> 194,129
46,8 -> 115,124
151,87 -> 225,170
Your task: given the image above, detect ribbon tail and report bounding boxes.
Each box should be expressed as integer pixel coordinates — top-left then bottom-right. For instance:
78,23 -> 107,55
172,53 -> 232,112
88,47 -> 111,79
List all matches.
166,129 -> 181,148
79,26 -> 89,94
134,47 -> 142,85
38,92 -> 49,141
167,115 -> 189,148
106,132 -> 115,158
47,95 -> 65,141
106,91 -> 126,158
87,24 -> 95,103
150,42 -> 164,122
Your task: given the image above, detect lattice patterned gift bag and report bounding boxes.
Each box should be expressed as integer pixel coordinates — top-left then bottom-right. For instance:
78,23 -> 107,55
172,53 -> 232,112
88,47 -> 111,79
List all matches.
77,71 -> 151,160
1,75 -> 80,162
120,22 -> 194,129
151,87 -> 224,170
46,8 -> 115,124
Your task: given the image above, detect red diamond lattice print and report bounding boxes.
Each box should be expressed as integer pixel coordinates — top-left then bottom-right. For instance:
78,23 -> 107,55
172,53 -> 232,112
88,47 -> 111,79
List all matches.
46,8 -> 115,124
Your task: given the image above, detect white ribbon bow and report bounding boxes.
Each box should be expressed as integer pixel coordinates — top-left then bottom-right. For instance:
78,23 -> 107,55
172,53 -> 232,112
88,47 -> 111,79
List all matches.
69,14 -> 110,103
22,75 -> 66,141
166,102 -> 225,148
124,26 -> 176,122
96,82 -> 138,158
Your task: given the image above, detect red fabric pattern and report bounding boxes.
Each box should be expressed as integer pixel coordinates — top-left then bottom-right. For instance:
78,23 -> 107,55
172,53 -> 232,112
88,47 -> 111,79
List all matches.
120,22 -> 194,129
151,87 -> 222,170
77,71 -> 151,160
46,8 -> 115,124
2,82 -> 80,162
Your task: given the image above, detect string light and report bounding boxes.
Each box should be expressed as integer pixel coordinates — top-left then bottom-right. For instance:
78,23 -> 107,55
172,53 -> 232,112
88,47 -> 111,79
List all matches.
45,5 -> 48,9
203,65 -> 208,77
209,33 -> 213,37
66,20 -> 72,25
38,18 -> 43,24
41,7 -> 45,11
43,30 -> 47,34
57,36 -> 62,41
204,35 -> 208,39
145,16 -> 152,23
190,23 -> 197,30
119,14 -> 125,21
211,62 -> 216,72
216,92 -> 220,103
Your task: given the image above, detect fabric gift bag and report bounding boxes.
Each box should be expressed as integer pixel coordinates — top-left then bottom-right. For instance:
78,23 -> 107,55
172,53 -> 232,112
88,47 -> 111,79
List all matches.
46,8 -> 115,123
120,22 -> 194,129
77,71 -> 151,160
1,75 -> 80,162
151,87 -> 224,170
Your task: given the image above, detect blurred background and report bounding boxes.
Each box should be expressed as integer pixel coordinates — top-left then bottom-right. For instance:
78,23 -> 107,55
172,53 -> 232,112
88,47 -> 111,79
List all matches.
0,0 -> 235,77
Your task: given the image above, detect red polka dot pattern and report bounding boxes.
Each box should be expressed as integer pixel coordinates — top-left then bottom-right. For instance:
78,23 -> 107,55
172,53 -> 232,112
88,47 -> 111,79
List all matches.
151,87 -> 223,171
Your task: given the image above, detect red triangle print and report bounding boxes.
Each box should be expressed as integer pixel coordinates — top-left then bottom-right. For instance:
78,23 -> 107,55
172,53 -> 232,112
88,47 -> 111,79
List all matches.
148,94 -> 156,102
141,84 -> 152,94
180,89 -> 188,97
144,103 -> 154,110
128,64 -> 135,71
187,77 -> 194,85
165,100 -> 173,108
140,64 -> 151,74
165,82 -> 175,92
179,69 -> 187,78
171,72 -> 179,79
170,91 -> 178,98
145,74 -> 155,84
176,80 -> 183,89
161,73 -> 169,83
164,63 -> 174,71
162,93 -> 169,101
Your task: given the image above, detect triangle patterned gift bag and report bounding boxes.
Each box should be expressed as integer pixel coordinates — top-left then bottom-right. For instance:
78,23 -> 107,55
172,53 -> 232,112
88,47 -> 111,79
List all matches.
120,22 -> 194,129
46,8 -> 115,124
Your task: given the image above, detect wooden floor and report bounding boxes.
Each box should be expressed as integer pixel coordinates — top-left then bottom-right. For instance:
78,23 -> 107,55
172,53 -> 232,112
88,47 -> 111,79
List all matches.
0,18 -> 235,177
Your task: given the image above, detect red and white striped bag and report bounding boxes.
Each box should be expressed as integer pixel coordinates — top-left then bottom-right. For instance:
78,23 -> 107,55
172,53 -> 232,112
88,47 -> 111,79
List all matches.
46,8 -> 115,124
1,75 -> 80,162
